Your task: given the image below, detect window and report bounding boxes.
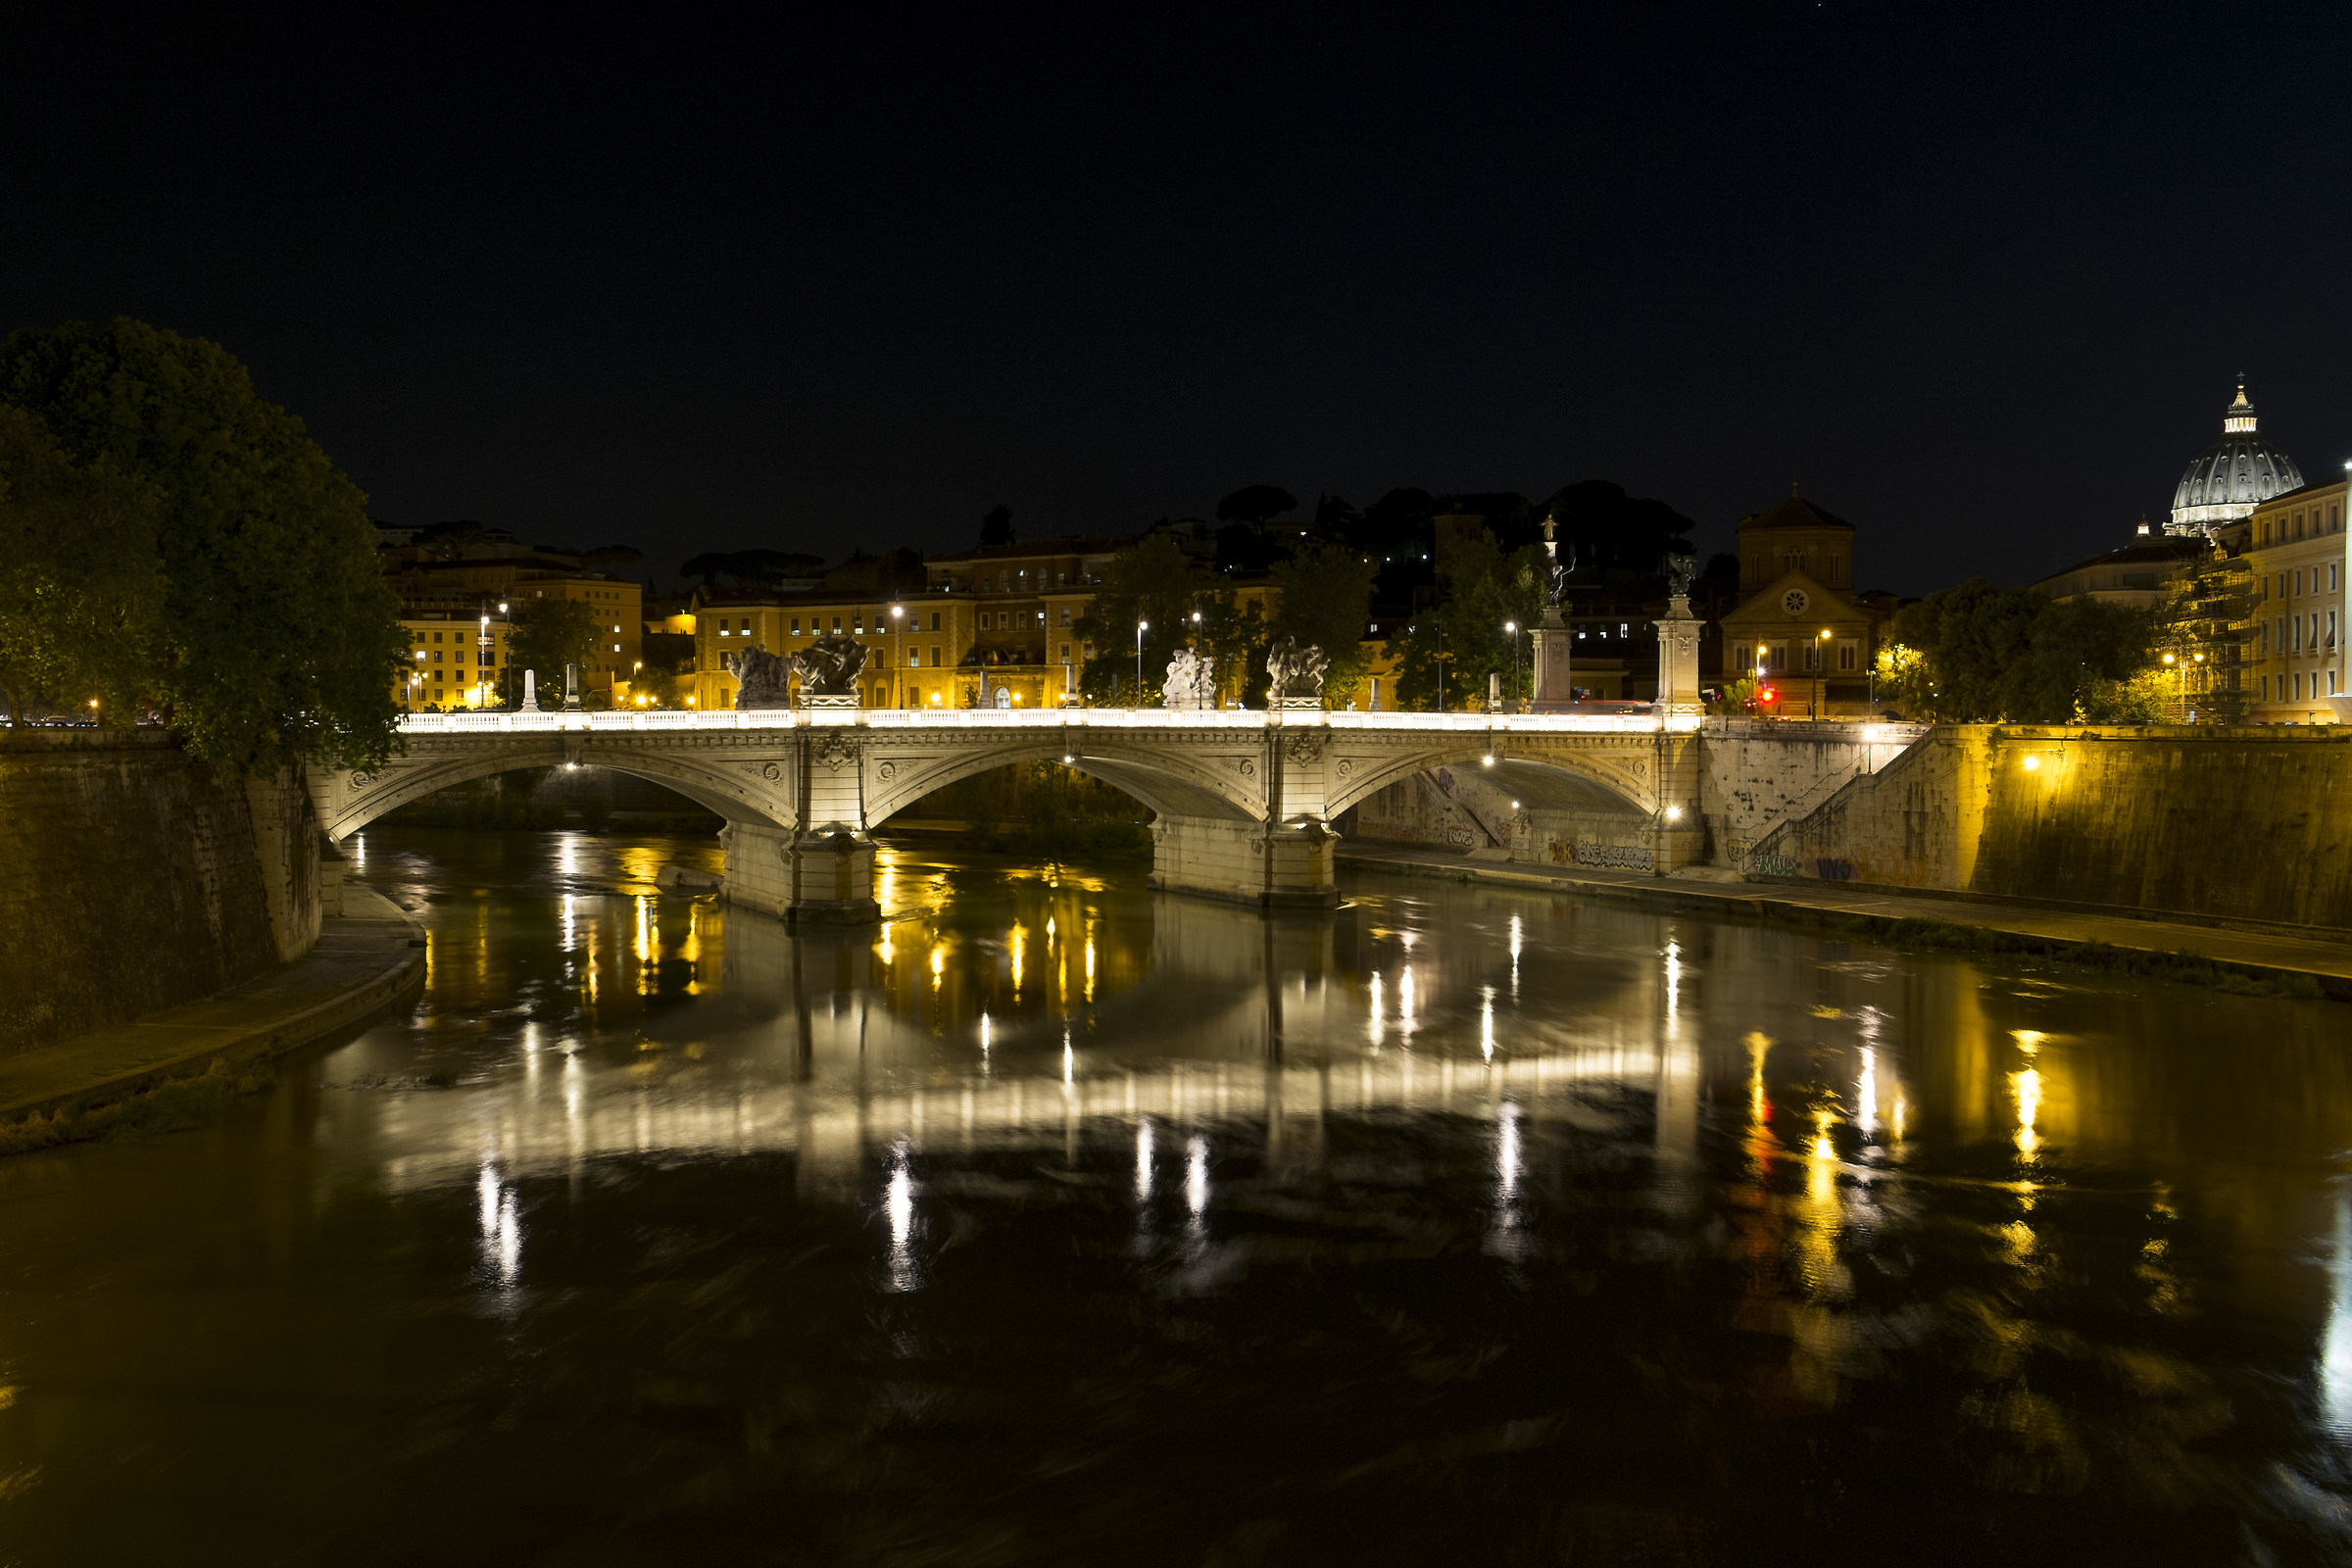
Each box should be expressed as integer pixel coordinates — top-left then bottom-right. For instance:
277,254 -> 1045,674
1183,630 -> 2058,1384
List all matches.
1059,643 -> 1070,662
855,615 -> 865,634
831,617 -> 842,633
1035,611 -> 1046,628
2333,505 -> 2343,532
2296,672 -> 2305,700
1058,608 -> 1071,627
2334,564 -> 2342,593
930,647 -> 942,666
930,612 -> 941,631
433,631 -> 444,643
1770,644 -> 1787,670
1838,641 -> 1857,671
907,650 -> 920,667
790,617 -> 800,634
1056,571 -> 1066,586
433,650 -> 443,662
2296,513 -> 2307,539
1803,643 -> 1818,671
1735,643 -> 1750,671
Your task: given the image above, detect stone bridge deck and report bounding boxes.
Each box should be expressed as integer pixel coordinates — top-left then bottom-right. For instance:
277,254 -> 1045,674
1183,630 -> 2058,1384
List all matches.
315,706 -> 1733,921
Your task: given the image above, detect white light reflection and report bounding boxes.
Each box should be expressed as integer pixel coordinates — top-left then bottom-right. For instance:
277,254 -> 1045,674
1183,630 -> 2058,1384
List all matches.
1508,914 -> 1522,999
1398,965 -> 1417,1040
883,1145 -> 921,1294
1856,1047 -> 1879,1137
1480,986 -> 1495,1062
1061,1028 -> 1074,1087
1367,971 -> 1385,1047
2322,1190 -> 2352,1442
1185,1137 -> 1209,1218
1663,940 -> 1680,1013
476,1162 -> 522,1293
979,1010 -> 992,1070
1487,1103 -> 1525,1257
1135,1117 -> 1154,1202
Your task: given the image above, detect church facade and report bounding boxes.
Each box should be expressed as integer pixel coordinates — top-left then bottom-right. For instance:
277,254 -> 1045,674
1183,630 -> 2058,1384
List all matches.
1716,488 -> 1886,717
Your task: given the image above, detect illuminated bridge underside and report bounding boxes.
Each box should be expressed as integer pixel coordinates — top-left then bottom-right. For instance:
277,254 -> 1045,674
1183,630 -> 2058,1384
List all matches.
314,710 -> 1705,920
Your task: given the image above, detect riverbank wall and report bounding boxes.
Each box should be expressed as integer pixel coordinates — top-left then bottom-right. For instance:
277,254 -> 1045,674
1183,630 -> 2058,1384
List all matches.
1345,722 -> 2350,934
0,731 -> 328,1050
1743,724 -> 2352,930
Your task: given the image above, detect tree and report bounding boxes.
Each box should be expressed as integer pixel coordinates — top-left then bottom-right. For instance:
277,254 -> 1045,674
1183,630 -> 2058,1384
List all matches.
0,406 -> 166,726
0,318 -> 408,768
1216,485 -> 1298,525
579,544 -> 643,571
980,504 -> 1014,548
505,598 -> 601,704
1539,480 -> 1696,577
1074,535 -> 1214,705
632,662 -> 684,708
1267,543 -> 1377,707
1383,523 -> 1547,710
1877,578 -> 2158,721
681,552 -> 733,586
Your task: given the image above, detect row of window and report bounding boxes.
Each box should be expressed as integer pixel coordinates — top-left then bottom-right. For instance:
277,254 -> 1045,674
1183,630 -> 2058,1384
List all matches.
1748,553 -> 1843,581
2263,611 -> 2340,656
2263,670 -> 2341,702
1734,641 -> 1862,672
2256,504 -> 2344,545
2264,564 -> 2341,600
709,607 -> 1083,638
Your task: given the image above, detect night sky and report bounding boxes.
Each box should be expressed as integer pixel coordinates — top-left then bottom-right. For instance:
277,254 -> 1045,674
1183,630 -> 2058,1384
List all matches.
8,5 -> 2350,596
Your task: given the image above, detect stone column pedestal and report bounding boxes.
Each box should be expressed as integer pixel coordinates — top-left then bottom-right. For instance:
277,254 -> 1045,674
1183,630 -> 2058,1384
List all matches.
1529,612 -> 1575,710
1151,814 -> 1340,909
1652,594 -> 1704,720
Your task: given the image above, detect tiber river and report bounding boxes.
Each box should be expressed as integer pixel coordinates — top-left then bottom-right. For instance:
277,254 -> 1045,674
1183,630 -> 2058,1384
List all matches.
2,829 -> 2351,1564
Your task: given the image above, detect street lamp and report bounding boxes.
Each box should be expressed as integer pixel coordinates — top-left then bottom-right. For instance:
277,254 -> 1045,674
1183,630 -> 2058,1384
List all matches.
1504,620 -> 1520,710
1191,609 -> 1203,709
891,604 -> 906,709
1136,620 -> 1149,708
1815,629 -> 1832,720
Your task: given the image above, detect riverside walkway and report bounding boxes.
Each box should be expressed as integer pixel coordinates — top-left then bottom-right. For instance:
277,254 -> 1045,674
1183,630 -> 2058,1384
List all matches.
0,883 -> 424,1123
1339,842 -> 2352,998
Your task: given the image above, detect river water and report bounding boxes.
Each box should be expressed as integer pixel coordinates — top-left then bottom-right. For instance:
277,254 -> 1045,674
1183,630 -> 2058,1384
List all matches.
2,828 -> 2350,1564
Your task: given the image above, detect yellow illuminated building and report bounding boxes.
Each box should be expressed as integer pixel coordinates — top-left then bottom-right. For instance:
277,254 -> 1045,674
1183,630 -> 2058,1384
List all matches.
2232,476 -> 2346,721
394,611 -> 514,710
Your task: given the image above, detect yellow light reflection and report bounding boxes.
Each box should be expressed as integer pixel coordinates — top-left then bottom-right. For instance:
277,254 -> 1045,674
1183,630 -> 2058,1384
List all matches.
1480,986 -> 1495,1063
930,944 -> 946,985
1084,933 -> 1096,1004
1856,1047 -> 1878,1136
1744,1030 -> 1773,1127
1009,921 -> 1026,998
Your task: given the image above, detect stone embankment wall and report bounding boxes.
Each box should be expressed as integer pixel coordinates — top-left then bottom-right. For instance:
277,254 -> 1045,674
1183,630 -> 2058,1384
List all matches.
0,732 -> 323,1050
1698,719 -> 1928,869
1749,725 -> 2352,928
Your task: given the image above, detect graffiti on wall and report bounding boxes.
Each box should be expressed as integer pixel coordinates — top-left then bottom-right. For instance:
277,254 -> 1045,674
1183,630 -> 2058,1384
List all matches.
1549,838 -> 1655,872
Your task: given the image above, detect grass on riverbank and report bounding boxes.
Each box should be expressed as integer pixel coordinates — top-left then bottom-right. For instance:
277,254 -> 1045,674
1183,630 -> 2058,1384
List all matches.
0,1055 -> 276,1157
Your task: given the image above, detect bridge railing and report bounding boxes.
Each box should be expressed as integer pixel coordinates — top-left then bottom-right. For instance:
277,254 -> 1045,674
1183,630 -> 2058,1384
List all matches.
393,707 -> 1693,736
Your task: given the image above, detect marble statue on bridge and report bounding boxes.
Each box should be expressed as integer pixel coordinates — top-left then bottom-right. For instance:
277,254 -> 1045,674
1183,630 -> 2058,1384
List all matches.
788,635 -> 870,703
1265,638 -> 1328,706
721,646 -> 793,709
1161,649 -> 1215,710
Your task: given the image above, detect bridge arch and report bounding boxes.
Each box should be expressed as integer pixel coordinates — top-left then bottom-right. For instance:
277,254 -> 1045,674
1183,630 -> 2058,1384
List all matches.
861,735 -> 1262,827
1321,741 -> 1654,825
315,737 -> 797,841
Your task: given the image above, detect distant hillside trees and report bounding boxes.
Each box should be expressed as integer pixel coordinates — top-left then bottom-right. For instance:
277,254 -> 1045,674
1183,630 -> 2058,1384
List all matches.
0,318 -> 406,768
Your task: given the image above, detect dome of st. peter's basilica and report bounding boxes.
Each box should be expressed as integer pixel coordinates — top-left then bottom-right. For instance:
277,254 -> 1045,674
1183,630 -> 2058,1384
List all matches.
2169,380 -> 2301,536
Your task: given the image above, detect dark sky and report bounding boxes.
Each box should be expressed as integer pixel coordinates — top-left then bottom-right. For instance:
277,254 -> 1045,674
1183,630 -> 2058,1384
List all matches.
8,4 -> 2350,596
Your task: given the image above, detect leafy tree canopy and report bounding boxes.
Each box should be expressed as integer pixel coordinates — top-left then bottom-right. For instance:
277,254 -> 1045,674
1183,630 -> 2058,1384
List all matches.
0,318 -> 406,768
0,406 -> 166,726
1540,479 -> 1696,576
681,549 -> 826,588
1215,485 -> 1298,525
1384,523 -> 1548,710
1876,578 -> 2159,722
1267,544 -> 1378,707
504,598 -> 602,705
979,503 -> 1014,548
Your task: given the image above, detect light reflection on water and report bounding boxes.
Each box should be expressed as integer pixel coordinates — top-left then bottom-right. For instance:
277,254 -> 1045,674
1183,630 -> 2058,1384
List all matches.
0,826 -> 2347,1562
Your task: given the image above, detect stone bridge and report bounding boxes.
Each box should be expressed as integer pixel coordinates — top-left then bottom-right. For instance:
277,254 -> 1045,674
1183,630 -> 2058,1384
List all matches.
311,706 -> 1711,920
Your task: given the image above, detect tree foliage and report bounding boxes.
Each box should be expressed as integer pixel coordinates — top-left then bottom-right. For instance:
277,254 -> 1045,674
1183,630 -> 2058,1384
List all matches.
1383,524 -> 1548,710
979,503 -> 1014,548
1876,578 -> 2159,721
0,318 -> 407,768
1216,485 -> 1297,525
505,597 -> 602,702
0,406 -> 166,725
1540,479 -> 1696,575
1267,543 -> 1377,706
1073,536 -> 1224,706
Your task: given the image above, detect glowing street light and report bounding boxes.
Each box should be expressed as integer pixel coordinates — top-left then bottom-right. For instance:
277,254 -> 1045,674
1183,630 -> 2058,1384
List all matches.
1504,619 -> 1521,709
1136,620 -> 1149,709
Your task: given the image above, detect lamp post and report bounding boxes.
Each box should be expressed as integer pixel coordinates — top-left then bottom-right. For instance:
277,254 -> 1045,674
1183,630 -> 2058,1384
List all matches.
1504,619 -> 1520,710
891,604 -> 906,709
1815,628 -> 1832,720
1191,609 -> 1203,708
1136,620 -> 1149,709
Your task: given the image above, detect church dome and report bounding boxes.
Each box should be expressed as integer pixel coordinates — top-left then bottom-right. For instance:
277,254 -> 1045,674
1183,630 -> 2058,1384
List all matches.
2169,380 -> 2301,535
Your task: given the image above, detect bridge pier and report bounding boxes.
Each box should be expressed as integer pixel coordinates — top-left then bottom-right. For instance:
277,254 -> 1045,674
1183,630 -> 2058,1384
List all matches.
719,821 -> 880,925
1151,813 -> 1340,909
